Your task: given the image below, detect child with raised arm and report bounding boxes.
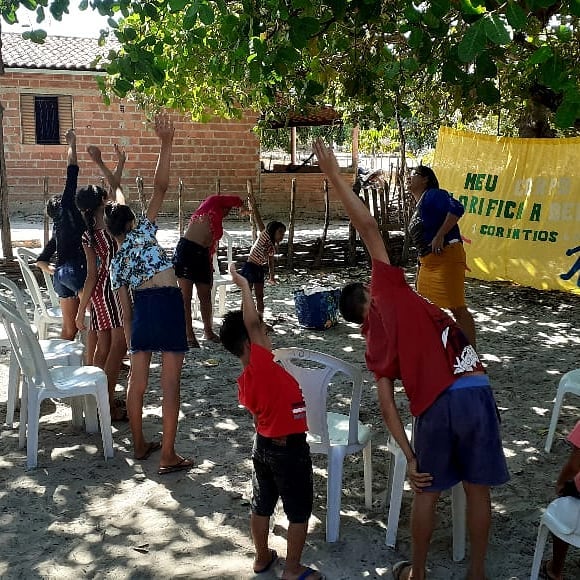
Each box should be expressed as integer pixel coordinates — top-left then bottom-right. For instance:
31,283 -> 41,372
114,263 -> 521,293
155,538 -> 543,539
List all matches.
173,193 -> 244,346
74,144 -> 127,422
219,264 -> 324,580
105,114 -> 192,473
313,139 -> 508,580
240,219 -> 286,316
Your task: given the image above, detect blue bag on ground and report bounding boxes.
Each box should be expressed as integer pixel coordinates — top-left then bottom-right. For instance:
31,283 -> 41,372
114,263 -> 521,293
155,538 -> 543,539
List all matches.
294,288 -> 341,330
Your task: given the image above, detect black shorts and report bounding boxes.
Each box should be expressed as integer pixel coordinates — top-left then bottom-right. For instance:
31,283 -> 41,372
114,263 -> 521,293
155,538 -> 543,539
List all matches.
173,237 -> 213,285
240,261 -> 266,285
251,433 -> 313,524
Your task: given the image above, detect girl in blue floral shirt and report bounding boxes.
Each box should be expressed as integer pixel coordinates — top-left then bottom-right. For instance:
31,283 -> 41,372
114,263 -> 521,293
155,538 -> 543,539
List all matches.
105,114 -> 192,475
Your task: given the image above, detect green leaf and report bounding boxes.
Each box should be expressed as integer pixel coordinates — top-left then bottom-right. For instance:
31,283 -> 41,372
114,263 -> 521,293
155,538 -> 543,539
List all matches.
383,61 -> 400,79
505,1 -> 527,29
476,80 -> 500,105
35,6 -> 45,24
183,5 -> 198,28
483,15 -> 510,45
404,5 -> 420,23
540,56 -> 566,90
304,80 -> 324,98
143,3 -> 158,19
526,45 -> 553,66
408,28 -> 423,49
569,0 -> 580,17
169,0 -> 189,11
475,51 -> 497,78
554,25 -> 573,42
430,0 -> 451,18
108,17 -> 118,29
29,29 -> 47,43
459,0 -> 486,16
458,20 -> 486,62
123,27 -> 137,41
114,78 -> 133,95
554,98 -> 580,128
199,3 -> 214,25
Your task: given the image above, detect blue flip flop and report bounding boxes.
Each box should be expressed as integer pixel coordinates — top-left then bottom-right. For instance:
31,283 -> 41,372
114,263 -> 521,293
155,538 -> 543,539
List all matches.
254,549 -> 277,574
297,567 -> 325,580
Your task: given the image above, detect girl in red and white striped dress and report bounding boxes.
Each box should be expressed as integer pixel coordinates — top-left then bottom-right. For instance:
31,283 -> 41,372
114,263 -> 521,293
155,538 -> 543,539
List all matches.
75,145 -> 128,422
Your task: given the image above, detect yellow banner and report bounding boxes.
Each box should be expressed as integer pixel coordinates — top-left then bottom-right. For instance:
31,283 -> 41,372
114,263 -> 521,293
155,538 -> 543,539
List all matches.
433,127 -> 580,294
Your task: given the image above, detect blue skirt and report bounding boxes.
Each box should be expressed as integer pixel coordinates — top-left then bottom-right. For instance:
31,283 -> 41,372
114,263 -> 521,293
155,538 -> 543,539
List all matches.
131,286 -> 188,353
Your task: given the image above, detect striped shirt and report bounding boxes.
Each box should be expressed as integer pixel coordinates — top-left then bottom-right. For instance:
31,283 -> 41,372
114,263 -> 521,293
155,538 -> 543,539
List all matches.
248,230 -> 275,266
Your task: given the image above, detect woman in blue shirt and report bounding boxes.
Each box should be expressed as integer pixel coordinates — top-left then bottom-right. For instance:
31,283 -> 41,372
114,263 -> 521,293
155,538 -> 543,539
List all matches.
407,165 -> 477,346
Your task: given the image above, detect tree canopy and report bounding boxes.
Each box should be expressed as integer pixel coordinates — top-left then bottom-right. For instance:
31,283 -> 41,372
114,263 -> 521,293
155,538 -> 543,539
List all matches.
2,1 -> 580,136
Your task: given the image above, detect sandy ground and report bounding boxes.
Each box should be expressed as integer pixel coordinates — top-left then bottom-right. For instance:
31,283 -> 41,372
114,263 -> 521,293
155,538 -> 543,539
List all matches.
1,218 -> 580,579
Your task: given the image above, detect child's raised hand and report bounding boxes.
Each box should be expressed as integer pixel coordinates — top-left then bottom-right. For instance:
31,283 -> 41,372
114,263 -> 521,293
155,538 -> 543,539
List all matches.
154,113 -> 175,142
313,138 -> 341,178
87,145 -> 103,165
229,262 -> 249,289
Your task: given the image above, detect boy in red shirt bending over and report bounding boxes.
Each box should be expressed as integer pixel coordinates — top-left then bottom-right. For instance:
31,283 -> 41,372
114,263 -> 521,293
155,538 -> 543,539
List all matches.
220,264 -> 324,580
313,140 -> 509,580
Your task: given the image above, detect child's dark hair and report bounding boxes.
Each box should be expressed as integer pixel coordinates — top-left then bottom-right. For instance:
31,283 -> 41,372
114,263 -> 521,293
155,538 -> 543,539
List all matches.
265,220 -> 286,241
46,195 -> 62,220
76,185 -> 107,243
104,202 -> 136,237
339,282 -> 368,324
219,310 -> 249,357
414,165 -> 439,189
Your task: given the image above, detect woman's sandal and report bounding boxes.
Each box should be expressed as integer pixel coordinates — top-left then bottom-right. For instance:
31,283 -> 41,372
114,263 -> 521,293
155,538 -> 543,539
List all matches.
392,560 -> 412,580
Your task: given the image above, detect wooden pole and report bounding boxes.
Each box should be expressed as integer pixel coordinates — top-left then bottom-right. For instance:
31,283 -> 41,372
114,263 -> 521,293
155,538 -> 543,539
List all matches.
351,125 -> 359,169
290,127 -> 297,166
43,176 -> 49,246
246,180 -> 263,240
314,178 -> 330,269
216,177 -> 221,195
178,178 -> 184,235
287,178 -> 297,270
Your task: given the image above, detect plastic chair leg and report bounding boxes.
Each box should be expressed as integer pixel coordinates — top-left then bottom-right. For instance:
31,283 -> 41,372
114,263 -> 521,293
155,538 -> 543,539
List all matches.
18,378 -> 29,449
217,285 -> 227,316
363,442 -> 373,510
325,449 -> 346,542
94,388 -> 114,460
5,354 -> 20,427
84,395 -> 99,433
451,484 -> 466,562
530,521 -> 549,580
385,444 -> 407,548
25,393 -> 41,469
70,397 -> 85,428
545,387 -> 566,453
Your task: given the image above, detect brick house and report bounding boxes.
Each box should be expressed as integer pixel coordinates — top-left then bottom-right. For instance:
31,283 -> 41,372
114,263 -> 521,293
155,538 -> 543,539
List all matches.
1,32 -> 350,220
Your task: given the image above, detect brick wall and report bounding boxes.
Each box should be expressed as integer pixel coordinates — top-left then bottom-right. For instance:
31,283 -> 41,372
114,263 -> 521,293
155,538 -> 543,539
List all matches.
1,68 -> 349,220
1,69 -> 260,215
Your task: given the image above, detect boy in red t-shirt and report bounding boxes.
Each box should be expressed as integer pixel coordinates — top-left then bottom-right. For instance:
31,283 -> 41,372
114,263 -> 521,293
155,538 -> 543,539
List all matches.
219,264 -> 324,580
542,420 -> 580,580
313,140 -> 508,580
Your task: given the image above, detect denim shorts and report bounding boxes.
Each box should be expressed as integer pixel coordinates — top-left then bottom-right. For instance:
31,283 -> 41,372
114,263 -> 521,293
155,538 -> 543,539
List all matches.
240,261 -> 266,285
414,378 -> 510,491
251,433 -> 313,523
53,259 -> 87,299
131,286 -> 188,353
173,237 -> 213,285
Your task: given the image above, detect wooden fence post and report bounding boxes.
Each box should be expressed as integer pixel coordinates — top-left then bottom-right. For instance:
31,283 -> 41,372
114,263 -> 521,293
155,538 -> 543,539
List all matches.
313,178 -> 330,268
286,178 -> 297,270
43,176 -> 49,246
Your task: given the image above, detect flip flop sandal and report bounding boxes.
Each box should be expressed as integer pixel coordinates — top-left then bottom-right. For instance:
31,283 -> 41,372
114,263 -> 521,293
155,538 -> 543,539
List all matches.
157,457 -> 194,475
254,549 -> 277,574
297,567 -> 325,580
392,560 -> 412,580
134,441 -> 162,460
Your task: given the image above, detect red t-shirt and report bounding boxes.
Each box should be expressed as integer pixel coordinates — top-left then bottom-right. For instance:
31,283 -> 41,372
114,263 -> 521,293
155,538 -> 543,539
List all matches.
237,343 -> 308,437
362,260 -> 485,417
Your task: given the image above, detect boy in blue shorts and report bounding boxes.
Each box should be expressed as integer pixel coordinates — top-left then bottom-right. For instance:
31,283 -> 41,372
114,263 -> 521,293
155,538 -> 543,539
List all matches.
220,264 -> 324,580
313,140 -> 509,580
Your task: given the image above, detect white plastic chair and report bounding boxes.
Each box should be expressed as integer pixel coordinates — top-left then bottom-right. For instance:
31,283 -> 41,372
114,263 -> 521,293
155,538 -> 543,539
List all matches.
15,247 -> 63,339
384,422 -> 466,562
530,496 -> 580,579
191,230 -> 235,318
545,369 -> 580,452
273,347 -> 372,542
0,276 -> 84,428
41,269 -> 60,309
0,299 -> 113,469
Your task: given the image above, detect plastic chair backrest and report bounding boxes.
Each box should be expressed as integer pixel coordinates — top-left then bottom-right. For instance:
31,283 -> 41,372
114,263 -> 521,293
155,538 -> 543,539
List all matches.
0,298 -> 52,388
41,270 -> 60,308
273,348 -> 363,447
214,230 -> 234,277
0,275 -> 31,323
15,248 -> 50,317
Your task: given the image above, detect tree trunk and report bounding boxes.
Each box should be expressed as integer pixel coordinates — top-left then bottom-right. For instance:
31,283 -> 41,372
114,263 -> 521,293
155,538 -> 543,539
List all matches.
395,93 -> 410,267
0,101 -> 14,260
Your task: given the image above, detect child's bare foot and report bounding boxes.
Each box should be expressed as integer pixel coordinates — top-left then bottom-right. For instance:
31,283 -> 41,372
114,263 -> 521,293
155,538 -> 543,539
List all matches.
203,330 -> 220,343
253,549 -> 277,574
87,145 -> 103,164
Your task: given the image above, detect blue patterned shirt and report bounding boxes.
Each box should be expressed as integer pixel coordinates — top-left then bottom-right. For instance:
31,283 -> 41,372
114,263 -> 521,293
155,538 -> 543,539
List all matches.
110,217 -> 173,291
